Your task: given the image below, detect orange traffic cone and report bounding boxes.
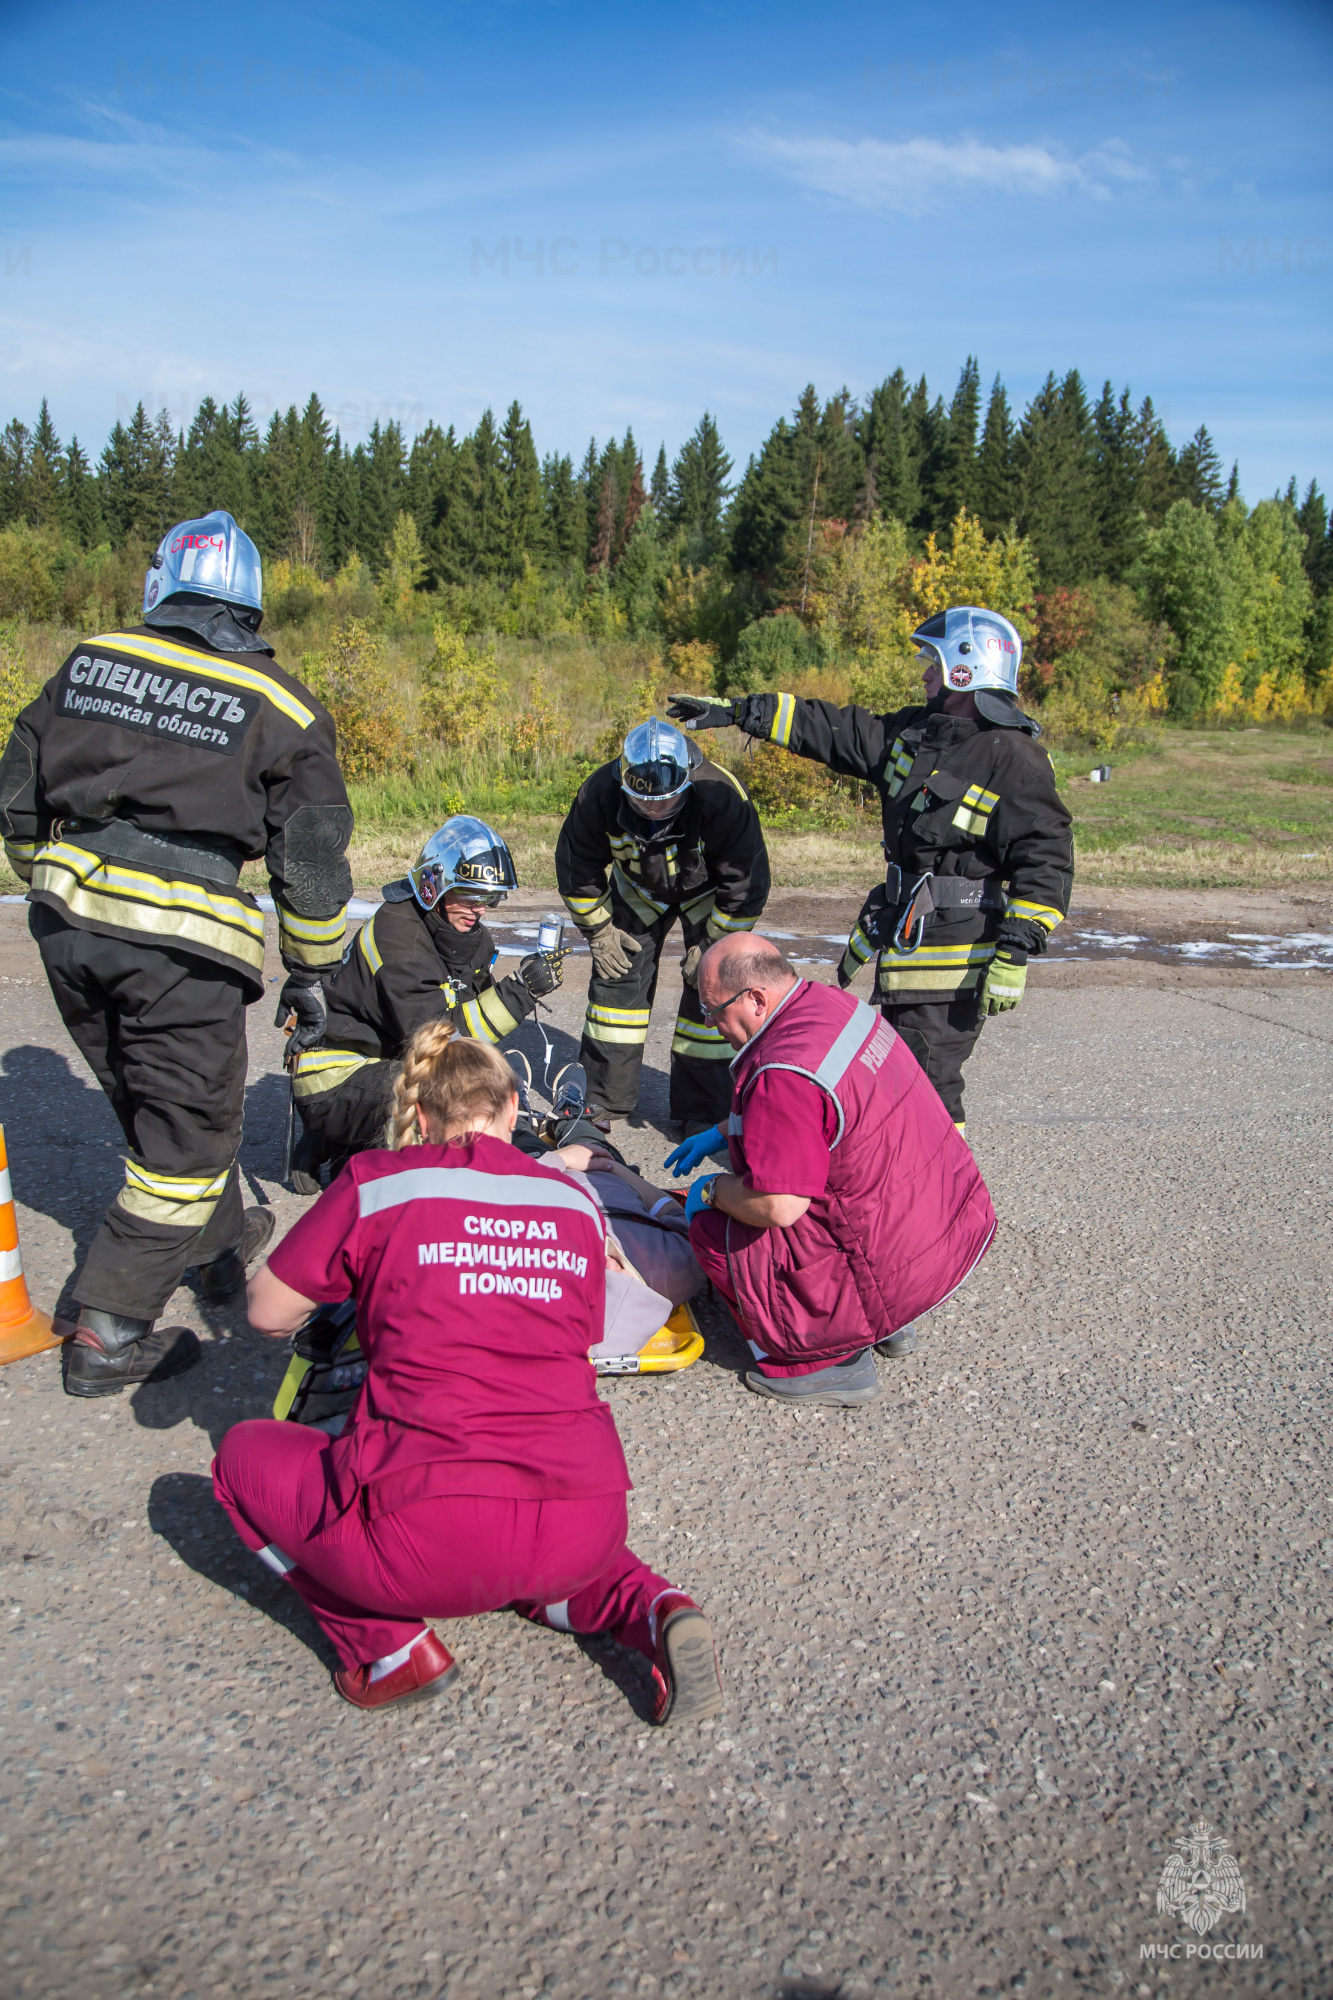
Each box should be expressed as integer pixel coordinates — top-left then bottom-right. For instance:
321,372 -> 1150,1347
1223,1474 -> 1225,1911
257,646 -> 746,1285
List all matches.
0,1124 -> 59,1366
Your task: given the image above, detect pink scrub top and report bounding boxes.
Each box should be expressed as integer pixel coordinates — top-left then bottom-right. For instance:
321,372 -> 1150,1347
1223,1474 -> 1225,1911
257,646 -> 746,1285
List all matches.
266,1136 -> 631,1515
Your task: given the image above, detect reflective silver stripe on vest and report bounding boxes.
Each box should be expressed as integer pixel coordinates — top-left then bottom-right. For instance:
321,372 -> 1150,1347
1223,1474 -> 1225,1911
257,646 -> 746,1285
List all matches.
357,1165 -> 604,1232
738,997 -> 888,1149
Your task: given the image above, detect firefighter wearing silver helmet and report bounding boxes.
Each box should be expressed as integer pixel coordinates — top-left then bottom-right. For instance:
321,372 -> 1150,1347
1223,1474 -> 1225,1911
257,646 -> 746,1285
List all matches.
669,605 -> 1072,1130
555,716 -> 770,1130
0,509 -> 353,1397
287,814 -> 566,1190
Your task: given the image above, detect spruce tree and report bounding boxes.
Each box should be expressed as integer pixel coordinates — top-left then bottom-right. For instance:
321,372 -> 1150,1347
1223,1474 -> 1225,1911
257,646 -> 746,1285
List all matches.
650,446 -> 669,515
1131,397 -> 1178,527
976,376 -> 1017,535
29,399 -> 66,530
669,412 -> 733,548
589,468 -> 617,572
64,436 -> 103,547
319,432 -> 358,572
0,418 -> 31,529
1092,383 -> 1140,579
1014,371 -> 1101,584
618,453 -> 646,559
500,401 -> 542,572
939,357 -> 980,524
1177,426 -> 1225,512
859,370 -> 920,527
1296,480 -> 1331,594
580,438 -> 601,557
541,453 -> 584,566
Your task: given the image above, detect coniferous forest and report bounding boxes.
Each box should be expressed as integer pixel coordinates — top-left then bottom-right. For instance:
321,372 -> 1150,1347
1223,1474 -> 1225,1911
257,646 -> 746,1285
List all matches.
0,362 -> 1330,784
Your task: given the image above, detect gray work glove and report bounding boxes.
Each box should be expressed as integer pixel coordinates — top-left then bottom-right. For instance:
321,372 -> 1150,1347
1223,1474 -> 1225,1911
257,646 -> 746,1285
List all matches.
666,695 -> 741,731
680,943 -> 703,986
275,971 -> 326,1052
587,925 -> 643,981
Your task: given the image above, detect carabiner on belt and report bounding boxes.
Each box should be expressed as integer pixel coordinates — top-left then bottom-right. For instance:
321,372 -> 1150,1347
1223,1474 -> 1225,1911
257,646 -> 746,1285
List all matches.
891,871 -> 935,955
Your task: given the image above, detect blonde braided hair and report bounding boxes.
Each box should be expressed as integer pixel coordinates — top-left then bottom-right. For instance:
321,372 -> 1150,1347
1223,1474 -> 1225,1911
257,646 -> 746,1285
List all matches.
389,1019 -> 518,1149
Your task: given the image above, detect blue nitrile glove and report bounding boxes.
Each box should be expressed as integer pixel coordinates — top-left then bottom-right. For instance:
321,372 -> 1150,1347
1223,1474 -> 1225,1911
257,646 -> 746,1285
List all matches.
663,1124 -> 727,1176
684,1175 -> 719,1221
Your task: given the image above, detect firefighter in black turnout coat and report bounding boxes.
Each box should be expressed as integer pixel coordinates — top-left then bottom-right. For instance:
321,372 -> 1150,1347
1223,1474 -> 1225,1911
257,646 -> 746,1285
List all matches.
289,815 -> 564,1185
0,511 -> 353,1395
555,718 -> 770,1130
671,606 -> 1073,1129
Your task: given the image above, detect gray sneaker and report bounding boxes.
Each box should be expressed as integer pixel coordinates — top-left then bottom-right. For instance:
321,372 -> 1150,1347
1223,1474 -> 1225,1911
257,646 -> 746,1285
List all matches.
744,1347 -> 880,1406
876,1324 -> 916,1358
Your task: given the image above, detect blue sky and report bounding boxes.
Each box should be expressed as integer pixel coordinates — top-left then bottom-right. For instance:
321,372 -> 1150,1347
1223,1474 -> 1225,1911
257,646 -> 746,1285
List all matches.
1,0 -> 1329,500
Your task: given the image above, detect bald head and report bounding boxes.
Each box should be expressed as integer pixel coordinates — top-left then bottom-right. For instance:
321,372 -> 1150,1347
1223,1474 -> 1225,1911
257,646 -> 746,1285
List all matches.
697,934 -> 799,1048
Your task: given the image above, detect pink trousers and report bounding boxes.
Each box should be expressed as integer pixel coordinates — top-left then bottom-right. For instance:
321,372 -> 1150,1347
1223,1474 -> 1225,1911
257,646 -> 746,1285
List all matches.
213,1420 -> 673,1671
689,1209 -> 782,1371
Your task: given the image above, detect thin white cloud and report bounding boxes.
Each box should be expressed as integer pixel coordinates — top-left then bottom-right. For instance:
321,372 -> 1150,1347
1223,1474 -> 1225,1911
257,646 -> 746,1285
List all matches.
741,132 -> 1150,215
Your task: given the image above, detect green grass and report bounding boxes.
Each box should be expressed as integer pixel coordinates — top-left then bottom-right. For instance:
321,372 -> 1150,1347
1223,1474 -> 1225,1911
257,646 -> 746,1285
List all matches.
1052,725 -> 1333,887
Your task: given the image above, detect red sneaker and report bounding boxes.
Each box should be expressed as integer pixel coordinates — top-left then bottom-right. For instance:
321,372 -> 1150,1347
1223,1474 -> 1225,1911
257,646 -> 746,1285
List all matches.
650,1594 -> 723,1725
334,1630 -> 459,1710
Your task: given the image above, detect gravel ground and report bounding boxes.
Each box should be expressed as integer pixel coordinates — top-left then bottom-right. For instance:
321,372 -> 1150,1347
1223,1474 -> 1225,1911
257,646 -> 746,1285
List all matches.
0,902 -> 1330,1999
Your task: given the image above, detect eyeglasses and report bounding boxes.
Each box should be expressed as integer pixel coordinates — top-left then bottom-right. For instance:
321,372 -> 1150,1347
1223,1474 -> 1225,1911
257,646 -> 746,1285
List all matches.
699,987 -> 751,1022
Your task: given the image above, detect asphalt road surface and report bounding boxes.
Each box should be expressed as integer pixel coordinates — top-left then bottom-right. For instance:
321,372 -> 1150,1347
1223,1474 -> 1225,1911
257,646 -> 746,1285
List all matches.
0,900 -> 1330,1999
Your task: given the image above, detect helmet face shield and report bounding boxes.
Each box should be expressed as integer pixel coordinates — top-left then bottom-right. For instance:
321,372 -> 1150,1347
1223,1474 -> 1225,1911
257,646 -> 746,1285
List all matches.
620,717 -> 693,820
409,815 -> 518,913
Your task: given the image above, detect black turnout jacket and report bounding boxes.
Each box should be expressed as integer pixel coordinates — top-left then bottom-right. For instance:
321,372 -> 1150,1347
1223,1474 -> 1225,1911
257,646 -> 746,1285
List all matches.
320,891 -> 538,1058
555,755 -> 770,941
738,690 -> 1073,998
0,622 -> 352,999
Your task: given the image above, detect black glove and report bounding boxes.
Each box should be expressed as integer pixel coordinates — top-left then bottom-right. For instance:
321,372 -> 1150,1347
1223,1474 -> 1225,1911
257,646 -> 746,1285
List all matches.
996,919 -> 1043,958
275,971 -> 326,1052
519,949 -> 566,1000
667,695 -> 740,731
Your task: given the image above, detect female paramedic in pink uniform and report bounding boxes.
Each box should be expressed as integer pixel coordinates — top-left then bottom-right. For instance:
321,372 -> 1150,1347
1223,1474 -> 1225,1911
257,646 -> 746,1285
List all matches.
212,1021 -> 723,1720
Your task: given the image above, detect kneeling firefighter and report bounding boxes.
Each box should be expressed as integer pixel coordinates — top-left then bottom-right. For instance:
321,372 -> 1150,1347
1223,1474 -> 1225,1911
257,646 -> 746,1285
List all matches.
554,717 -> 770,1131
289,815 -> 565,1187
0,510 -> 354,1395
670,607 -> 1073,1129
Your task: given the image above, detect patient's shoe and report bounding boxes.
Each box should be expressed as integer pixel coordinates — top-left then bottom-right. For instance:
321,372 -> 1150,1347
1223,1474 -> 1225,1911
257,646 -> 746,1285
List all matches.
650,1592 -> 724,1725
744,1347 -> 880,1407
334,1629 -> 459,1709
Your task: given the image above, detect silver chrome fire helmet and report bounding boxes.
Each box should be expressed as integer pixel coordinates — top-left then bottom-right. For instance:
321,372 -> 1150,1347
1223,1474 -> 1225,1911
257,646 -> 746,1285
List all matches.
144,510 -> 263,617
620,716 -> 693,822
912,605 -> 1023,693
408,815 -> 519,912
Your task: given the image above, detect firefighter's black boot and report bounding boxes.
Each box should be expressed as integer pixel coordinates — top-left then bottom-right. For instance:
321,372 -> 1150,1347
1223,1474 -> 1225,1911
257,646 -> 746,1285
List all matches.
290,1128 -> 328,1198
197,1207 -> 277,1301
63,1311 -> 201,1399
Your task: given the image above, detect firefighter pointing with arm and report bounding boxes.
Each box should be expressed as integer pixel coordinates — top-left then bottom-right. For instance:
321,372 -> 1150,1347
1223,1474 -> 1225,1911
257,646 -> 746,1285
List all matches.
555,717 -> 770,1133
0,510 -> 354,1397
670,606 -> 1072,1130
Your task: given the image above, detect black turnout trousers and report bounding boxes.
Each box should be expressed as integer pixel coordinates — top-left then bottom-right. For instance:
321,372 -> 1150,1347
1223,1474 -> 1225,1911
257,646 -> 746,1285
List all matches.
882,992 -> 985,1128
32,907 -> 248,1320
295,1058 -> 395,1159
581,896 -> 733,1129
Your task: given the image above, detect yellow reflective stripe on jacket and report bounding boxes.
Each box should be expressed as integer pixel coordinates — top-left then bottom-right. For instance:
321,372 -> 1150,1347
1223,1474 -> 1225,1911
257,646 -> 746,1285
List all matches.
91,633 -> 316,730
842,921 -> 875,969
358,914 -> 383,975
461,986 -> 521,1043
278,903 -> 348,969
710,764 -> 751,799
877,940 -> 995,994
611,865 -> 669,924
705,907 -> 760,943
116,1157 -> 233,1227
671,1016 -> 733,1059
292,1048 -> 379,1100
953,782 -> 999,838
32,841 -> 265,973
769,692 -> 797,748
1006,898 -> 1064,933
584,1002 -> 651,1045
564,890 -> 612,930
3,838 -> 37,883
885,737 -> 916,799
